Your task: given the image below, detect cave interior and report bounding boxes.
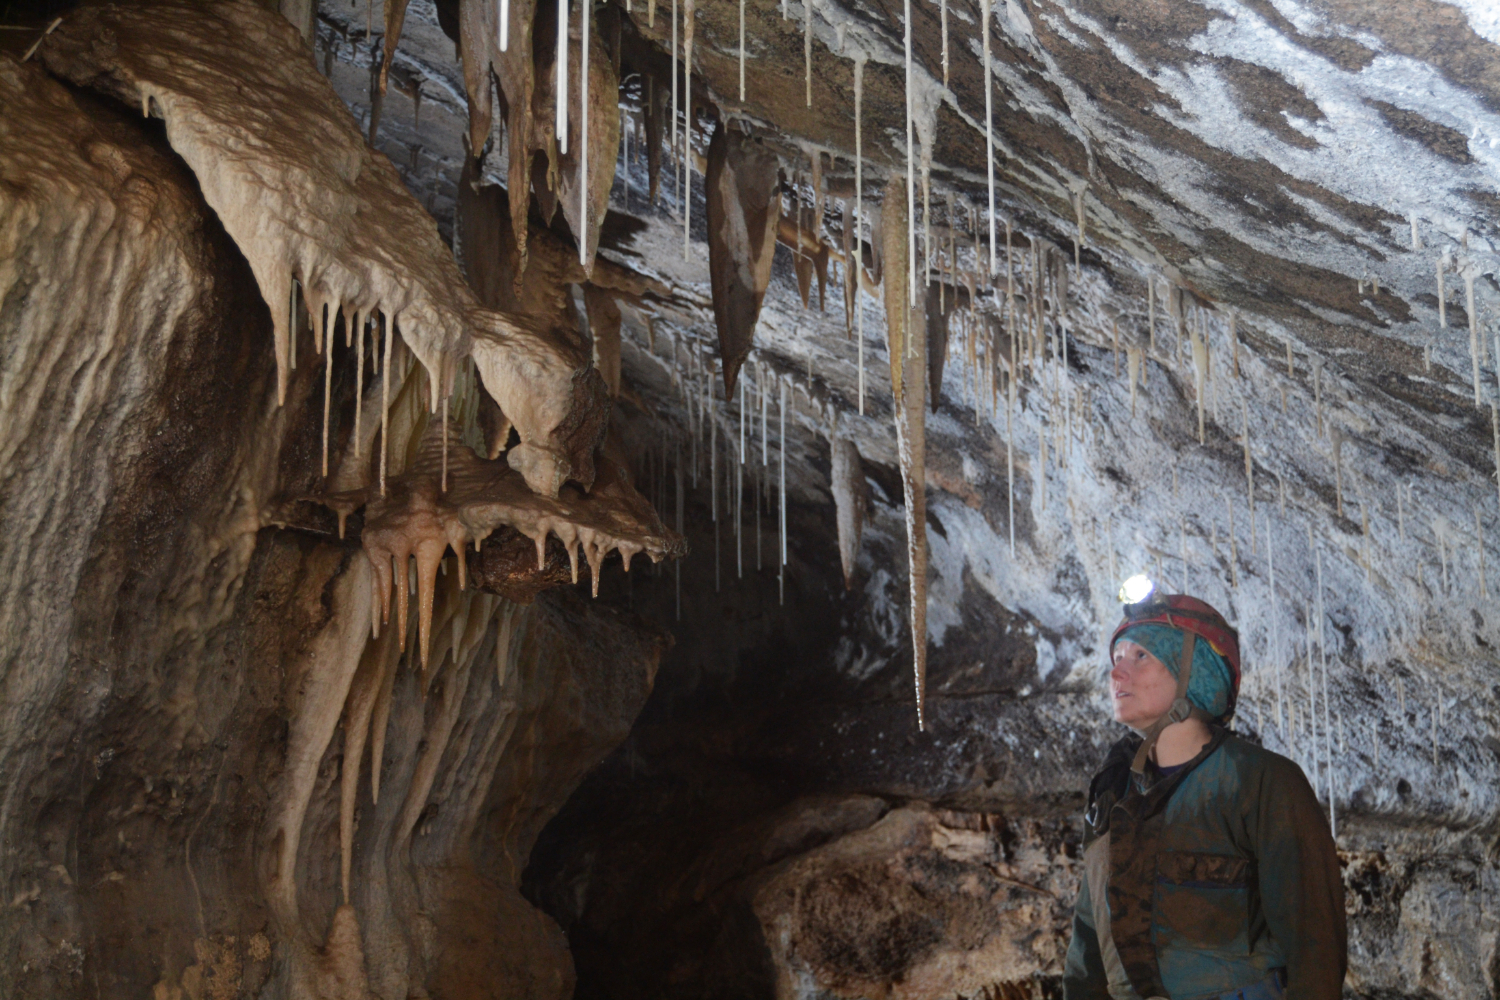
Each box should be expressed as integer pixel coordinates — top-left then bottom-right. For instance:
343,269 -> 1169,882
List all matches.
2,0 -> 1500,995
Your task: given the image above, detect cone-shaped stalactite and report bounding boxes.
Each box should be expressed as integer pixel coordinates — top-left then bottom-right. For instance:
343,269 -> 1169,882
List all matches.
926,279 -> 962,411
881,180 -> 928,729
380,0 -> 413,95
831,432 -> 867,590
706,121 -> 781,398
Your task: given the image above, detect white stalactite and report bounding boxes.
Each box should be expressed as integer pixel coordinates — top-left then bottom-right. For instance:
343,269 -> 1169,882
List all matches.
982,0 -> 995,276
683,0 -> 694,260
1463,264 -> 1481,406
556,0 -> 569,154
804,0 -> 812,107
579,0 -> 590,266
904,0 -> 916,302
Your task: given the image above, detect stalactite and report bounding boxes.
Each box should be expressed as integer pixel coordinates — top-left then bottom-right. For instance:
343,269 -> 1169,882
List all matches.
940,0 -> 948,86
1493,403 -> 1500,509
1463,263 -> 1482,406
1190,317 -> 1207,444
706,122 -> 780,397
353,312 -> 365,463
1242,400 -> 1254,541
1436,515 -> 1450,593
1036,428 -> 1047,512
1005,216 -> 1015,353
1008,319 -> 1016,557
904,0 -> 916,305
1071,183 -> 1085,277
380,312 -> 392,495
1224,494 -> 1239,588
1315,550 -> 1334,837
682,0 -> 694,261
670,0 -> 678,200
854,56 -> 866,415
1126,346 -> 1141,417
577,0 -> 591,266
1312,358 -> 1324,438
1332,426 -> 1344,518
831,430 -> 867,590
882,177 -> 928,729
779,378 -> 787,605
555,0 -> 569,155
1437,251 -> 1449,328
982,0 -> 995,276
738,0 -> 745,100
736,427 -> 743,578
803,0 -> 812,107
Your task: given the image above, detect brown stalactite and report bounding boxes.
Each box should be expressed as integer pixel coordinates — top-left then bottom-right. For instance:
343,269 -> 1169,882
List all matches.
380,0 -> 412,95
880,180 -> 928,729
831,434 -> 867,590
645,72 -> 667,205
705,121 -> 781,399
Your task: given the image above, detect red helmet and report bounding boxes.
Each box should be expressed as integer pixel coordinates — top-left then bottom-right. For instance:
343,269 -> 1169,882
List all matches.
1110,592 -> 1242,721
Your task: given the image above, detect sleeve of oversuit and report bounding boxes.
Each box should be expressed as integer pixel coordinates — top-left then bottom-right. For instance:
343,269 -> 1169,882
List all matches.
1252,755 -> 1347,999
1062,873 -> 1110,1000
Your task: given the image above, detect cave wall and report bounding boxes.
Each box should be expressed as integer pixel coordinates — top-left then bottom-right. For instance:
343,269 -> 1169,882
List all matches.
0,51 -> 667,1000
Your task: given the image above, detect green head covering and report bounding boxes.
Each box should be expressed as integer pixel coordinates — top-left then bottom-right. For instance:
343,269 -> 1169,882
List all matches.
1114,622 -> 1233,721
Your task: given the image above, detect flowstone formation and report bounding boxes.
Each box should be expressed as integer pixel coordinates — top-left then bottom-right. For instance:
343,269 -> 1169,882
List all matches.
3,0 -> 681,995
6,0 -> 1500,995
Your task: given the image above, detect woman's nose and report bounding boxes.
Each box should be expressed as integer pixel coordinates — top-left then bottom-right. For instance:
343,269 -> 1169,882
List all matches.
1109,662 -> 1127,683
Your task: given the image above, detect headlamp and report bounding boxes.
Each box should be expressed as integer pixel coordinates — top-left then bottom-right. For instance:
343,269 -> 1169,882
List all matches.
1118,574 -> 1169,622
1118,574 -> 1155,605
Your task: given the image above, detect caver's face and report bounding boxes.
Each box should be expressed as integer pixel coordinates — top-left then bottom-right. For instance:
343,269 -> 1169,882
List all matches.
1110,639 -> 1177,729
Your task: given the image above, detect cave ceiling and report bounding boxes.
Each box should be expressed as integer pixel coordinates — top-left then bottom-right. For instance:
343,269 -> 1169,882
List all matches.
311,0 -> 1500,692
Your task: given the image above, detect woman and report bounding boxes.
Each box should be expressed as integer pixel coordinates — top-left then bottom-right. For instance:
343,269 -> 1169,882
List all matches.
1063,585 -> 1346,999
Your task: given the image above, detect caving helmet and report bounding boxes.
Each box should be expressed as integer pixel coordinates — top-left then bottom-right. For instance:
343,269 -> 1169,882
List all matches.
1109,577 -> 1242,773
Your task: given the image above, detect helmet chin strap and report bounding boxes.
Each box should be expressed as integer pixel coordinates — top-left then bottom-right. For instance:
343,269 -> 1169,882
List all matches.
1130,631 -> 1207,775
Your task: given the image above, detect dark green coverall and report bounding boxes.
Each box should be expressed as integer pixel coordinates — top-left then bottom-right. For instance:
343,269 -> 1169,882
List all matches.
1063,727 -> 1346,999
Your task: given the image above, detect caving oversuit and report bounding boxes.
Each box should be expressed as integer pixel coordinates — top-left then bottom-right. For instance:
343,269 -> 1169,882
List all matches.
1062,727 -> 1347,1000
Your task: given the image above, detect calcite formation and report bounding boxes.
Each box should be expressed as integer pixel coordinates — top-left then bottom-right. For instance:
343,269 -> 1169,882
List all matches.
40,0 -> 600,498
705,122 -> 782,398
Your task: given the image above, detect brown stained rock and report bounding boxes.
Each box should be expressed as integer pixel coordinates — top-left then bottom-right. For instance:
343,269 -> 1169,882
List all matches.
584,286 -> 623,396
706,122 -> 782,399
752,805 -> 1078,1000
1217,58 -> 1325,151
1367,99 -> 1475,165
468,527 -> 577,602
